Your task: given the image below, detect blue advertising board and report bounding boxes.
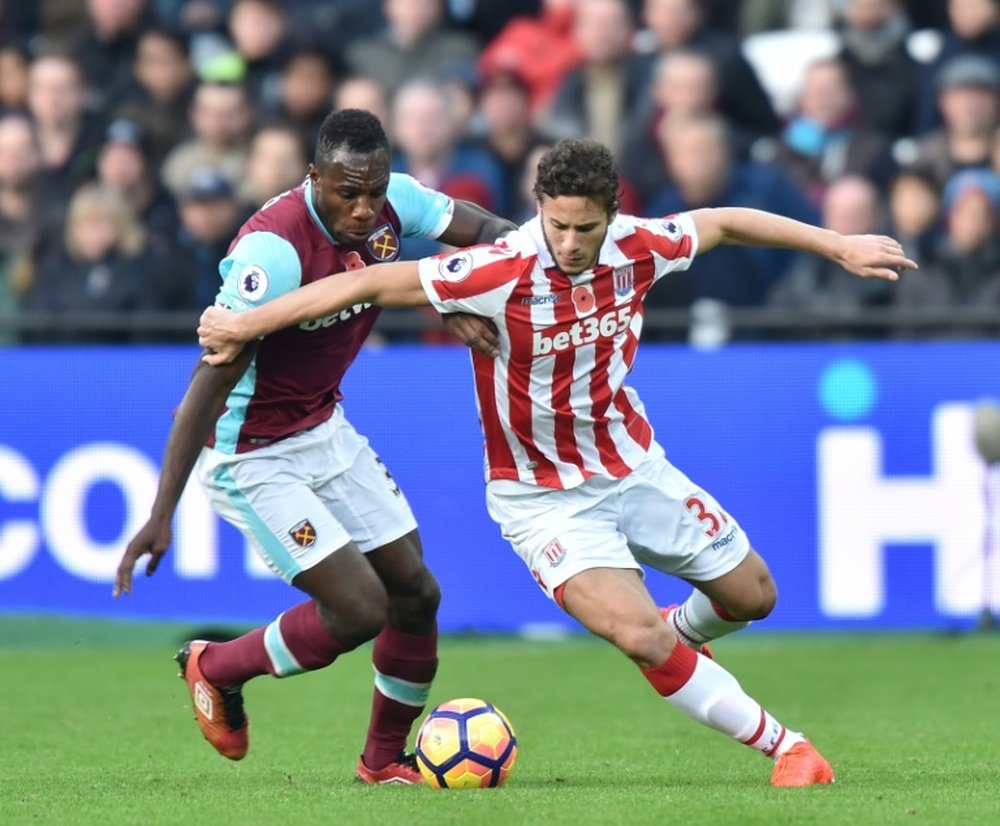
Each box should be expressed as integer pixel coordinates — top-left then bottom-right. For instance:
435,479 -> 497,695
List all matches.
1,342 -> 997,631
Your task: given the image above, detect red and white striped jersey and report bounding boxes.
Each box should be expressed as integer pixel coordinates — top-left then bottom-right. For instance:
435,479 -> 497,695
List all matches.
416,212 -> 699,489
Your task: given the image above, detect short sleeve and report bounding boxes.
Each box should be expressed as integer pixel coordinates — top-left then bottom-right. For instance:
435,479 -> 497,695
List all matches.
417,243 -> 524,318
216,231 -> 303,312
631,213 -> 699,281
388,173 -> 455,240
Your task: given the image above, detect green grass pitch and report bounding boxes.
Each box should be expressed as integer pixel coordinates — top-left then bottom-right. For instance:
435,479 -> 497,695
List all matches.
1,616 -> 997,825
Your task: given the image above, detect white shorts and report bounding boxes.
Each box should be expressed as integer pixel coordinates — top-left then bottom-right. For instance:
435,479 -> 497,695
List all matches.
196,406 -> 417,583
485,446 -> 750,601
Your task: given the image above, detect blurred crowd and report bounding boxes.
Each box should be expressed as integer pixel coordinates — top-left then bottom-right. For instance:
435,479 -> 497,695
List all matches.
0,0 -> 998,345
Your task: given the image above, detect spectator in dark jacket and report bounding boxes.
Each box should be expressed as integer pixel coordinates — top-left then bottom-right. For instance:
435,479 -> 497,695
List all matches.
907,53 -> 1000,189
645,113 -> 818,312
894,167 -> 1000,332
21,183 -> 169,342
837,0 -> 917,138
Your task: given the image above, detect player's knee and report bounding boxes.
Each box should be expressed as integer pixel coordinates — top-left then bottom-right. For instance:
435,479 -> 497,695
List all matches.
724,579 -> 777,621
317,589 -> 389,649
388,566 -> 441,629
611,618 -> 673,668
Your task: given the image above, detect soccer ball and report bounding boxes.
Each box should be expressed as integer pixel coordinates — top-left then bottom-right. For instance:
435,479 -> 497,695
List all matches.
415,698 -> 518,789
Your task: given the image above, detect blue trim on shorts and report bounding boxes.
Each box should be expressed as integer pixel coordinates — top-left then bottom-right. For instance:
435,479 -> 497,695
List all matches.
373,668 -> 432,707
214,357 -> 258,455
212,465 -> 302,581
264,615 -> 305,676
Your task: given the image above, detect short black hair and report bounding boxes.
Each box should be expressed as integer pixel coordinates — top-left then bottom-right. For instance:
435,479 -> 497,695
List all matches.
533,139 -> 620,214
315,108 -> 389,168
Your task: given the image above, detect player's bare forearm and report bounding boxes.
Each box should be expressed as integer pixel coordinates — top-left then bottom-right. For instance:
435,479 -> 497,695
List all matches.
440,200 -> 517,246
689,207 -> 917,281
224,262 -> 427,342
151,348 -> 255,520
114,346 -> 255,596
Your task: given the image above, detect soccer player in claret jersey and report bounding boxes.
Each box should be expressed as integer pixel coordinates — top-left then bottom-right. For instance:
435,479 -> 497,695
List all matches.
196,138 -> 917,786
114,109 -> 515,784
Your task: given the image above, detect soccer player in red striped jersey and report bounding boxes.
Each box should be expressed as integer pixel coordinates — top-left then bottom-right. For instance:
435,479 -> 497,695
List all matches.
114,109 -> 515,784
197,138 -> 917,786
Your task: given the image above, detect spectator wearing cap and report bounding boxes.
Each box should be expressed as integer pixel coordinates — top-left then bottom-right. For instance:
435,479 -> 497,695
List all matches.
168,166 -> 249,310
893,167 -> 1000,333
96,118 -> 179,256
906,53 -> 1000,189
114,27 -> 196,168
345,0 -> 479,98
914,0 -> 1000,134
160,80 -> 254,204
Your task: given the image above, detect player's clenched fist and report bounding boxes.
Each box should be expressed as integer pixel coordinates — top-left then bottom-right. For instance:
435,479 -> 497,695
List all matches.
198,306 -> 246,365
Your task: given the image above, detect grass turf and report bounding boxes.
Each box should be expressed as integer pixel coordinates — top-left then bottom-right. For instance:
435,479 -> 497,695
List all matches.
1,616 -> 997,825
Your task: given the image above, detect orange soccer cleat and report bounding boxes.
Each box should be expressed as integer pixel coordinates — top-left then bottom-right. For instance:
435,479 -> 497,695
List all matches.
771,741 -> 835,787
175,641 -> 249,760
660,605 -> 714,660
355,753 -> 423,785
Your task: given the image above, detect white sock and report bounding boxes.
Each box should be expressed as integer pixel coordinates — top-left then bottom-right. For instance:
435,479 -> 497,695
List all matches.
666,590 -> 749,646
647,646 -> 804,760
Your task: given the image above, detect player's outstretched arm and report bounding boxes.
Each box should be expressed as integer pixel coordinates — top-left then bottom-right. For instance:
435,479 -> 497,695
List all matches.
113,346 -> 255,596
688,207 -> 917,281
198,261 -> 426,365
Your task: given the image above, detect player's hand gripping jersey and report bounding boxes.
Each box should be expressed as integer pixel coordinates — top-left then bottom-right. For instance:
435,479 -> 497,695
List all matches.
417,213 -> 698,489
211,174 -> 453,454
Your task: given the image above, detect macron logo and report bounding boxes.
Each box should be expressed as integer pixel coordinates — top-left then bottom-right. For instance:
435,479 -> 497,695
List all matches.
532,306 -> 632,355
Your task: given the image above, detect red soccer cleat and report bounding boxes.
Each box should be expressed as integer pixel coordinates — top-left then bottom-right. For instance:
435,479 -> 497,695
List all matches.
355,753 -> 423,785
771,741 -> 835,787
660,605 -> 714,660
175,641 -> 249,760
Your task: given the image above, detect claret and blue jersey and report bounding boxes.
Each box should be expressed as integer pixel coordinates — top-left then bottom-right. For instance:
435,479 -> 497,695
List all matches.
210,173 -> 454,454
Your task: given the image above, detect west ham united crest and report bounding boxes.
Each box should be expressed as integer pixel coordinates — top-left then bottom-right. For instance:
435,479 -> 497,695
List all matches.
289,519 -> 317,547
366,223 -> 400,261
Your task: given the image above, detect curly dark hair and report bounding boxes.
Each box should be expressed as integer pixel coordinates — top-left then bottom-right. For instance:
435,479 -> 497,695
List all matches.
533,139 -> 621,214
315,109 -> 389,168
